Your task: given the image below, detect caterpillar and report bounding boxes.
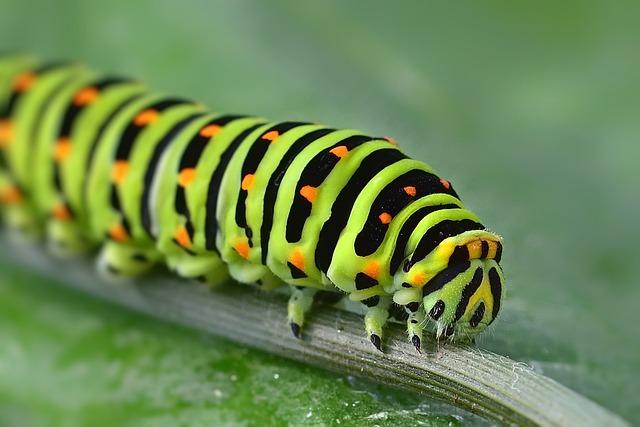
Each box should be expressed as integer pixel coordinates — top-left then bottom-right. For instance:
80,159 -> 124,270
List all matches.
0,55 -> 504,351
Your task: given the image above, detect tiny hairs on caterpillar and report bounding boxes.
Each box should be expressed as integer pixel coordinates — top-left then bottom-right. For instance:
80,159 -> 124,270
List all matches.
0,55 -> 504,352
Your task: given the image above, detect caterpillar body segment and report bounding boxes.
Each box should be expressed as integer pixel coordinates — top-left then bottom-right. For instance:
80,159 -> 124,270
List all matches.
0,55 -> 505,351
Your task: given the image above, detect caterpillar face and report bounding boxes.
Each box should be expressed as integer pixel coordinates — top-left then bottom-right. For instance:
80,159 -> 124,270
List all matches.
395,230 -> 504,341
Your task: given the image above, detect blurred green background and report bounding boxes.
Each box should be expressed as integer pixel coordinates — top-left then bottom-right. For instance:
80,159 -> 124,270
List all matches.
1,0 -> 638,425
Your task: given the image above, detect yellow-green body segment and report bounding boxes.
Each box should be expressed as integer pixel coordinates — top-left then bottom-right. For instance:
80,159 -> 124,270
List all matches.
0,56 -> 505,351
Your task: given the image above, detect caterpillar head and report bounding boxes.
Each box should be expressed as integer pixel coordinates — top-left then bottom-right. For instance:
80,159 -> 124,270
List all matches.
394,231 -> 504,341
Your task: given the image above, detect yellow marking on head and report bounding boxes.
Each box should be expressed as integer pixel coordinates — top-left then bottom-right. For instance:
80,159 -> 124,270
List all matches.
378,212 -> 392,225
54,137 -> 72,163
410,271 -> 428,286
73,87 -> 99,106
329,145 -> 349,158
241,174 -> 255,191
200,124 -> 221,138
0,120 -> 13,147
487,241 -> 498,259
465,278 -> 493,321
109,224 -> 128,242
112,161 -> 129,184
234,240 -> 250,260
299,185 -> 318,203
289,249 -> 305,271
174,225 -> 192,249
133,109 -> 159,126
52,203 -> 71,221
439,178 -> 451,190
403,186 -> 417,197
363,261 -> 380,280
261,130 -> 279,142
178,168 -> 197,187
0,185 -> 22,205
14,72 -> 36,92
467,240 -> 483,259
385,136 -> 398,146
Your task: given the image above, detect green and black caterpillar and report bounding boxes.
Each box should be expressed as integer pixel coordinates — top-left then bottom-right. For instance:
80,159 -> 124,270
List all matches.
0,56 -> 504,351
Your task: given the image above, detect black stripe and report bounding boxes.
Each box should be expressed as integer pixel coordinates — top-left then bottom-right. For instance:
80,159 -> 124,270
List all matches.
448,245 -> 470,267
354,170 -> 461,257
285,134 -> 373,243
454,267 -> 484,321
422,260 -> 471,297
260,128 -> 334,264
406,219 -> 485,270
355,272 -> 378,290
388,204 -> 461,275
495,242 -> 503,263
204,123 -> 264,252
469,302 -> 485,327
287,262 -> 308,279
235,122 -> 306,245
488,267 -> 502,324
480,240 -> 489,258
315,148 -> 407,273
140,113 -> 204,237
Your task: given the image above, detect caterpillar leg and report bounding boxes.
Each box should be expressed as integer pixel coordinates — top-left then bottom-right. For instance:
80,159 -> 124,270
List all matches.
46,219 -> 94,257
2,196 -> 41,241
97,241 -> 161,281
406,305 -> 426,353
165,253 -> 230,288
287,285 -> 318,338
362,294 -> 392,351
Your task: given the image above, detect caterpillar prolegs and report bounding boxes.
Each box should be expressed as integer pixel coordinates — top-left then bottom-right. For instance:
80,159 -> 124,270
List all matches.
0,56 -> 505,351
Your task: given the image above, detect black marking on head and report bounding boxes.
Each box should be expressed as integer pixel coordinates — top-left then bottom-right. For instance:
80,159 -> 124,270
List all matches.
362,296 -> 380,307
315,148 -> 406,273
448,245 -> 469,267
480,240 -> 489,258
423,261 -> 471,297
470,302 -> 485,327
204,123 -> 264,252
287,262 -> 308,279
406,301 -> 419,312
405,219 -> 485,271
389,204 -> 461,275
355,272 -> 378,290
285,134 -> 373,243
488,267 -> 502,324
429,300 -> 445,320
495,242 -> 503,263
454,267 -> 484,321
260,128 -> 334,264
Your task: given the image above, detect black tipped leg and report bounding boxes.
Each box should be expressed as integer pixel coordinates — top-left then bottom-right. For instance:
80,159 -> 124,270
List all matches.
411,335 -> 421,353
370,334 -> 382,351
290,322 -> 301,339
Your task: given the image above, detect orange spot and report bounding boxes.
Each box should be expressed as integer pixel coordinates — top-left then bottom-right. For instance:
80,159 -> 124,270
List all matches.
289,249 -> 305,271
109,224 -> 128,242
0,186 -> 22,205
410,271 -> 428,286
385,136 -> 398,146
134,109 -> 159,126
378,212 -> 392,225
200,124 -> 222,138
467,240 -> 483,259
112,161 -> 129,184
487,241 -> 498,259
54,137 -> 72,162
52,203 -> 71,221
261,130 -> 279,142
234,240 -> 250,260
73,87 -> 99,106
241,174 -> 255,191
174,225 -> 192,249
440,179 -> 451,190
329,145 -> 349,158
299,185 -> 318,203
0,120 -> 12,147
403,186 -> 417,197
363,261 -> 380,279
14,72 -> 36,92
178,168 -> 197,187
